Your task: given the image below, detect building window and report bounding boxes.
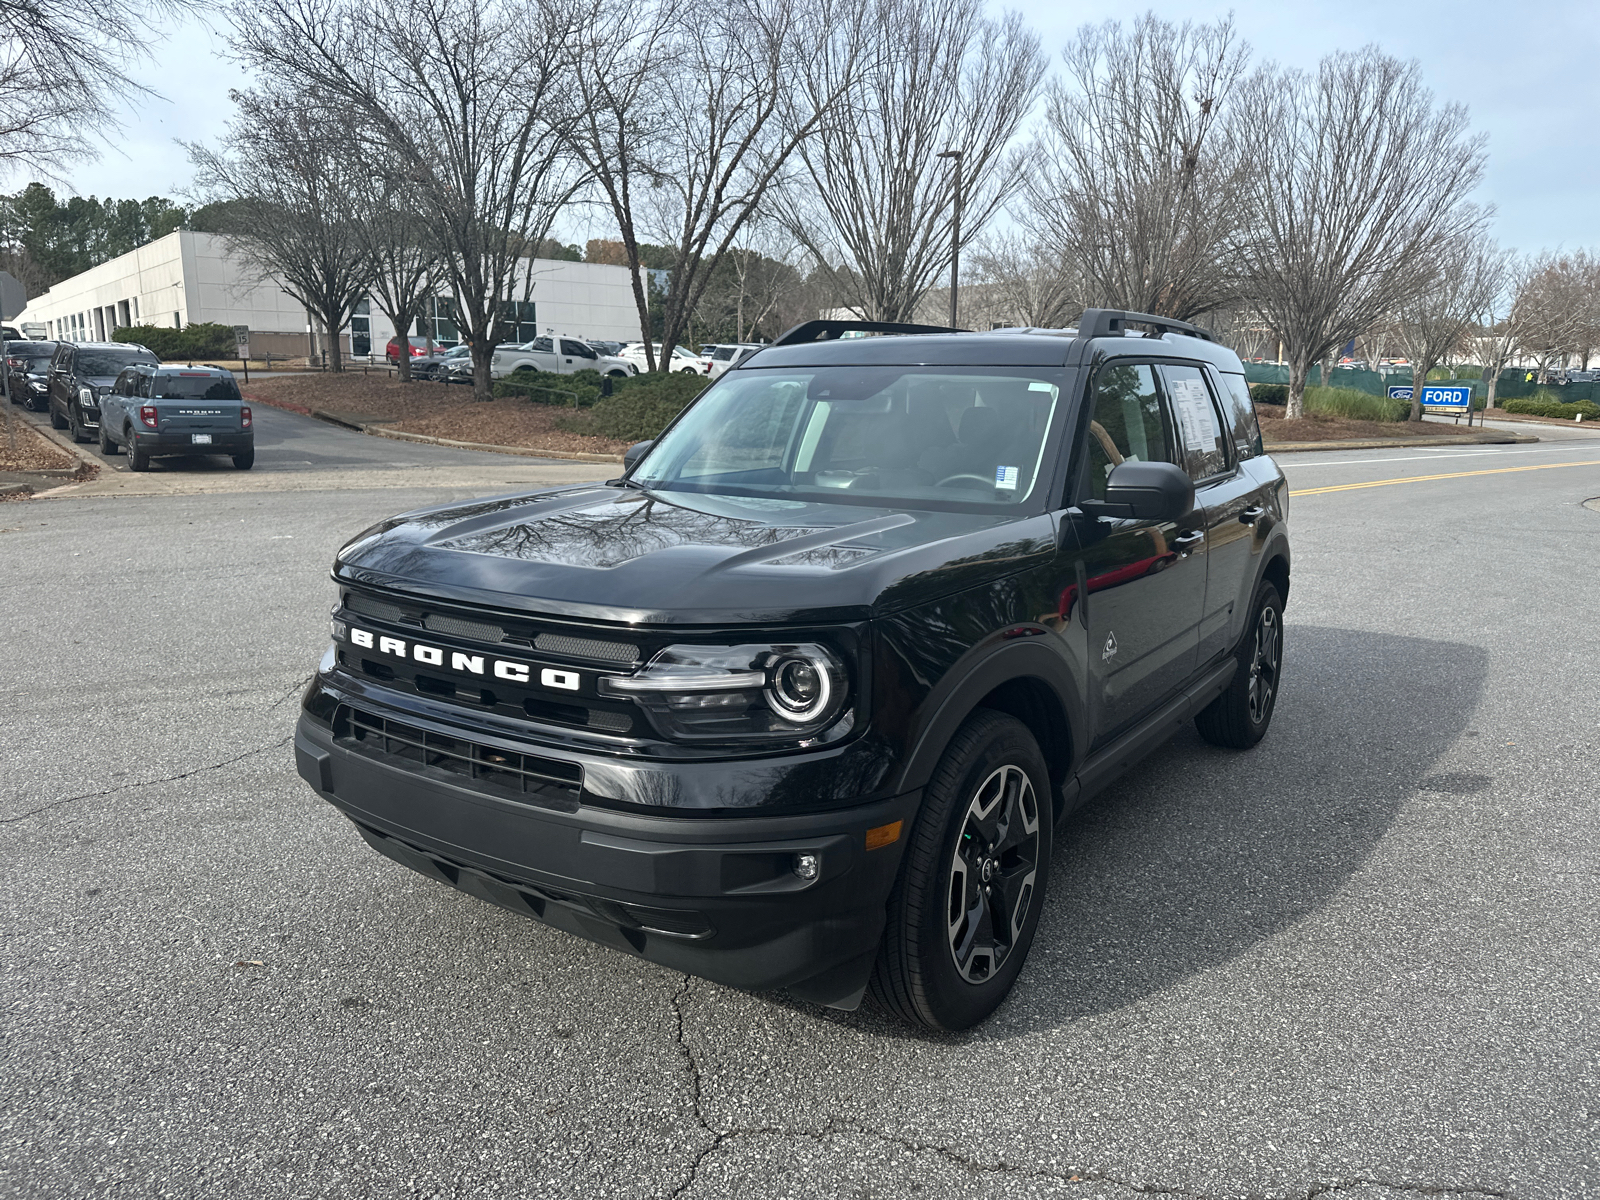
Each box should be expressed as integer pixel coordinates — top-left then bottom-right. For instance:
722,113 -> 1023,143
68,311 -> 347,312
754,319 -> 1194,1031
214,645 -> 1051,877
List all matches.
351,298 -> 371,357
425,296 -> 459,344
496,300 -> 537,343
132,296 -> 139,321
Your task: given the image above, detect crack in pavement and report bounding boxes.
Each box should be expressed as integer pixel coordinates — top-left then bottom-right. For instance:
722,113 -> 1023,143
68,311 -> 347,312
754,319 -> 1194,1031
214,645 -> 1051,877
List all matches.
660,986 -> 1514,1200
0,734 -> 295,826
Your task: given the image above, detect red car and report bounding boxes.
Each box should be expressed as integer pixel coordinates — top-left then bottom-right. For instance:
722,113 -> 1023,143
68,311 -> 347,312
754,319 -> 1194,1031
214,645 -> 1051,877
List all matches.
385,336 -> 432,363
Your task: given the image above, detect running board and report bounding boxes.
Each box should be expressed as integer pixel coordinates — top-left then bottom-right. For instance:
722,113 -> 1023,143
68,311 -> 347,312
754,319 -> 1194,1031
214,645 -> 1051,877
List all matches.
1073,658 -> 1238,800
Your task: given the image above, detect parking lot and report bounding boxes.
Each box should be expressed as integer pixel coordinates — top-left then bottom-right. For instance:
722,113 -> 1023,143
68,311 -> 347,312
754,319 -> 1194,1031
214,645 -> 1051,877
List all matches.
3,414 -> 1597,1198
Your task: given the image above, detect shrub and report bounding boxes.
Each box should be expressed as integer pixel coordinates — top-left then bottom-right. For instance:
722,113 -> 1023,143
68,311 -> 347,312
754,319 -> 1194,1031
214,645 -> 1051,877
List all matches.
556,371 -> 709,442
1248,383 -> 1288,404
112,321 -> 237,361
1502,396 -> 1600,420
492,367 -> 601,406
1303,386 -> 1408,422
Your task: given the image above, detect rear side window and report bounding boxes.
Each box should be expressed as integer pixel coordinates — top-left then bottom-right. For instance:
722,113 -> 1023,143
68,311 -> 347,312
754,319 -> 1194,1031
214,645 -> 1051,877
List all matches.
152,374 -> 241,401
1159,363 -> 1229,480
1082,363 -> 1177,500
1217,373 -> 1263,460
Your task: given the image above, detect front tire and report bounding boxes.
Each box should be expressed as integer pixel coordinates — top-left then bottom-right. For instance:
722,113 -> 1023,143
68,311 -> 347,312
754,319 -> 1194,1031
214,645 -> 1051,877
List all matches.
870,710 -> 1052,1030
69,407 -> 89,443
50,403 -> 67,430
127,435 -> 149,472
1195,581 -> 1284,749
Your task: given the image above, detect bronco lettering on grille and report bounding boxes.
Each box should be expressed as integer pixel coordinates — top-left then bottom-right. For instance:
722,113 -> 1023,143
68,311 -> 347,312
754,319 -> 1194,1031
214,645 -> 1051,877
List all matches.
346,626 -> 581,691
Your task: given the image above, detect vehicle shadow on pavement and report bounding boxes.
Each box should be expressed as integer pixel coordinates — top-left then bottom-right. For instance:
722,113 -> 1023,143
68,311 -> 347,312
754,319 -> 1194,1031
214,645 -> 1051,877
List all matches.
792,625 -> 1488,1039
993,623 -> 1490,1035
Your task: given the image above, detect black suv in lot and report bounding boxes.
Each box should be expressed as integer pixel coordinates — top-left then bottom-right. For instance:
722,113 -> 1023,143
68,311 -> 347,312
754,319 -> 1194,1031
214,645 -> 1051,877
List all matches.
5,339 -> 58,411
47,341 -> 160,442
294,310 -> 1291,1030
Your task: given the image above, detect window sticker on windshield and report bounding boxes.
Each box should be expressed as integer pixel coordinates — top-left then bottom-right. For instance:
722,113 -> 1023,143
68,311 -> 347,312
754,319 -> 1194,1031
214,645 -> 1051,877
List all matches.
1028,381 -> 1053,393
995,465 -> 1019,490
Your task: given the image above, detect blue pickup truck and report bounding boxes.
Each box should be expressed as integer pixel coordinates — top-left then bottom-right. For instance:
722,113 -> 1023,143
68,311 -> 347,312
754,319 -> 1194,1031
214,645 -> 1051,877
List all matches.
99,364 -> 254,471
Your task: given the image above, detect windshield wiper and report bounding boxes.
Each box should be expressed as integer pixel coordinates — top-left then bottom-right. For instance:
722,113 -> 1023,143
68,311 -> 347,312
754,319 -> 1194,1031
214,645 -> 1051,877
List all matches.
606,476 -> 652,491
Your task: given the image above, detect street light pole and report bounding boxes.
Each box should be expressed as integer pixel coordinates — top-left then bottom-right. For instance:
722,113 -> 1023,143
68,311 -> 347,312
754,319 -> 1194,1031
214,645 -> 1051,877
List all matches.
937,149 -> 963,328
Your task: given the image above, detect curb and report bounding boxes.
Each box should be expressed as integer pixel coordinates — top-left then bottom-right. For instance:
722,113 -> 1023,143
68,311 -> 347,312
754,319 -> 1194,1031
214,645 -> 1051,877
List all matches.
247,393 -> 624,464
1265,433 -> 1538,452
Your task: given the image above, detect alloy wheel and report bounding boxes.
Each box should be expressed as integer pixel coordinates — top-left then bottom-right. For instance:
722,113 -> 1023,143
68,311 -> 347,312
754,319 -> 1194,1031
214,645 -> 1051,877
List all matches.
1248,605 -> 1280,725
946,764 -> 1040,984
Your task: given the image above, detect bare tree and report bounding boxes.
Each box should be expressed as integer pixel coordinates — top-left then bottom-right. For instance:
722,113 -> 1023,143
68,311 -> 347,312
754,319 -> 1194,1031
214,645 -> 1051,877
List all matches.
565,0 -> 863,370
773,0 -> 1044,324
1393,233 -> 1506,420
352,173 -> 442,382
1466,254 -> 1535,410
1024,14 -> 1250,324
963,228 -> 1084,329
1231,47 -> 1490,418
1516,250 -> 1600,381
232,0 -> 586,400
0,0 -> 207,176
187,86 -> 371,372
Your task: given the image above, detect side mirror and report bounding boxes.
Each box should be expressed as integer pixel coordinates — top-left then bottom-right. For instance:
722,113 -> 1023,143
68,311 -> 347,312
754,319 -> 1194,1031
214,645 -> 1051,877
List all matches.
1081,460 -> 1194,522
623,440 -> 653,471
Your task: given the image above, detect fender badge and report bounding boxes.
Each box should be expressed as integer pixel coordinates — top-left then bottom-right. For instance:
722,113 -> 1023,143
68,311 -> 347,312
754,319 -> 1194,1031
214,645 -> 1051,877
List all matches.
1102,632 -> 1119,661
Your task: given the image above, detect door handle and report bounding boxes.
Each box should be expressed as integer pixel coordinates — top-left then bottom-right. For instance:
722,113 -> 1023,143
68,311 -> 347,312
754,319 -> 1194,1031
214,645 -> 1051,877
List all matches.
1239,506 -> 1266,525
1174,530 -> 1205,553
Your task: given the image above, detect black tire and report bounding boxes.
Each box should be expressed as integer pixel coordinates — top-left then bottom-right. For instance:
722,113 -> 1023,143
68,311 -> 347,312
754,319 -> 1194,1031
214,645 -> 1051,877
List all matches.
870,710 -> 1052,1030
69,407 -> 89,443
50,403 -> 67,430
24,394 -> 43,412
232,449 -> 254,470
127,435 -> 149,472
98,423 -> 117,454
1195,581 -> 1284,749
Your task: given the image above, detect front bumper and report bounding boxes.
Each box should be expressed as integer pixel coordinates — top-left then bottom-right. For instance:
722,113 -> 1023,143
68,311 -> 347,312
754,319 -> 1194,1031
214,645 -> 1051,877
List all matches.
294,707 -> 917,1008
132,430 -> 252,456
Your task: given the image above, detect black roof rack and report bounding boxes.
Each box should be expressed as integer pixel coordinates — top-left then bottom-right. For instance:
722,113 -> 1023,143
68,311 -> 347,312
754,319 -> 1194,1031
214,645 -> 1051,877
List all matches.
773,319 -> 968,346
1076,309 -> 1214,343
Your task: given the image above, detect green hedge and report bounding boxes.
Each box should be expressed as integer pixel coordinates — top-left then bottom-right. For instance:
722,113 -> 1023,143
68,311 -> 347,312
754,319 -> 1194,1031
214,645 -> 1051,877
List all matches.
555,371 -> 709,442
1248,382 -> 1406,421
112,322 -> 236,361
1502,396 -> 1600,420
1248,383 -> 1287,404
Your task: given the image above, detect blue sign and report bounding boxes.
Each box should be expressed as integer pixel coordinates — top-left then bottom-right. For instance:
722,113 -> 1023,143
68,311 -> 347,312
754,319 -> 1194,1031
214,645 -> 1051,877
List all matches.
1387,385 -> 1412,400
1420,385 -> 1472,413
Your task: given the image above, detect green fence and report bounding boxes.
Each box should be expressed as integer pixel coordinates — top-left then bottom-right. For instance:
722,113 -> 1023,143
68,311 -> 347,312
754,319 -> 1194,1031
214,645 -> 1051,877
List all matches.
1240,362 -> 1598,404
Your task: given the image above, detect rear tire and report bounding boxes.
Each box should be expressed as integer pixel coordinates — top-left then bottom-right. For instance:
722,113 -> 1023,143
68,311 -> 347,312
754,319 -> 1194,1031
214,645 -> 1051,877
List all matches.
232,449 -> 254,470
127,436 -> 149,472
1195,581 -> 1284,749
869,710 -> 1052,1030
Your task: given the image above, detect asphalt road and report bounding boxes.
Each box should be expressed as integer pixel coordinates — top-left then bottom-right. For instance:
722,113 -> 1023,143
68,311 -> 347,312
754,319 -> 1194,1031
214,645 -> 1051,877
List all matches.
2,423 -> 1598,1199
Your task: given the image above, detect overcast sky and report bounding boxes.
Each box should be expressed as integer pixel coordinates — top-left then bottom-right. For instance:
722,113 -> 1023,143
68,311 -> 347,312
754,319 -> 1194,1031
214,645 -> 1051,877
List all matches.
40,0 -> 1600,256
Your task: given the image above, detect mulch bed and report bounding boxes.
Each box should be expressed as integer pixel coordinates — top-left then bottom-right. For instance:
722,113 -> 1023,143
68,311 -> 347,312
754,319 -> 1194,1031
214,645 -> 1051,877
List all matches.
1257,405 -> 1485,444
243,374 -> 631,457
0,417 -> 79,472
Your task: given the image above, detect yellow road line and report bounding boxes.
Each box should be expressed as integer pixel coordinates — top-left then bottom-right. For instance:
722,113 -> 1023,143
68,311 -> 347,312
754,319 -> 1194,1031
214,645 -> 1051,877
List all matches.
1289,459 -> 1600,497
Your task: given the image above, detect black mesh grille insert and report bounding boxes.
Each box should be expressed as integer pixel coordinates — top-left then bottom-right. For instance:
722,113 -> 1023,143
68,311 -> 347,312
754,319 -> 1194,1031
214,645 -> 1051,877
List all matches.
534,632 -> 639,663
345,592 -> 412,625
335,705 -> 581,810
424,613 -> 507,643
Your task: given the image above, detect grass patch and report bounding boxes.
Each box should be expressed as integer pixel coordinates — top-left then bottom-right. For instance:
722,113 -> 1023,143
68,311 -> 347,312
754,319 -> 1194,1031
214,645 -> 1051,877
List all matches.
1303,386 -> 1407,422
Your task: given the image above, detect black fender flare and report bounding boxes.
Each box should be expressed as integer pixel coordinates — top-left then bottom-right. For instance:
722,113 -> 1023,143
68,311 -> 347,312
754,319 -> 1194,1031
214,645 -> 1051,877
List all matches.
888,633 -> 1085,800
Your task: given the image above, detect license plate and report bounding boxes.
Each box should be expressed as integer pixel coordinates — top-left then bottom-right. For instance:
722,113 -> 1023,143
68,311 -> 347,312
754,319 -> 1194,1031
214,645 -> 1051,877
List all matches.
191,434 -> 212,444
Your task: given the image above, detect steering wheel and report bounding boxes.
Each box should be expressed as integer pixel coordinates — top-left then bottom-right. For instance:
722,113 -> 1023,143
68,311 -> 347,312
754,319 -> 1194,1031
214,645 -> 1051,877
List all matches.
936,473 -> 995,489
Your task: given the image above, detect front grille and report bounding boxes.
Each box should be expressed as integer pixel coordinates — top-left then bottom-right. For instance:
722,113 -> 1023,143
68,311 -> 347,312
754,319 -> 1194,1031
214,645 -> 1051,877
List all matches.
346,592 -> 414,625
334,705 -> 581,811
424,612 -> 506,643
534,632 -> 639,663
342,587 -> 637,664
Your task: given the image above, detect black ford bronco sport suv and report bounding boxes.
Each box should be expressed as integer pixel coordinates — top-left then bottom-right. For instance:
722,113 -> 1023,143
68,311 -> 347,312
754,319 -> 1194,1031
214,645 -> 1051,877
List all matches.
294,310 -> 1290,1030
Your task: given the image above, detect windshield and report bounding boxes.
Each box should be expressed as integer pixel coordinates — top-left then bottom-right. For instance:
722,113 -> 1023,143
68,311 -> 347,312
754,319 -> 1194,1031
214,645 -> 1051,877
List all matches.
153,373 -> 240,400
7,342 -> 53,360
631,366 -> 1064,509
79,349 -> 157,376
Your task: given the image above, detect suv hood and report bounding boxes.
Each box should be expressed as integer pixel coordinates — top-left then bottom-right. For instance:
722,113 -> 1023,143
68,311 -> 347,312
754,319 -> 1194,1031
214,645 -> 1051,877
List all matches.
333,485 -> 1056,625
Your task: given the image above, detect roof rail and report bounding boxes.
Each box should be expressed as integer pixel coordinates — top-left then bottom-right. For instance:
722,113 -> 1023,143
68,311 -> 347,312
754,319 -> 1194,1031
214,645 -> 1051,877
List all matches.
1076,309 -> 1214,343
773,319 -> 968,346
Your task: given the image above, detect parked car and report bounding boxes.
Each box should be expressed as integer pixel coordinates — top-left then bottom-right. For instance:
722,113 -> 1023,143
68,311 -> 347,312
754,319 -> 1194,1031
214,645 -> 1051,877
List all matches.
618,343 -> 711,375
48,341 -> 161,443
707,342 -> 766,379
99,364 -> 253,471
412,344 -> 470,381
588,340 -> 627,357
294,309 -> 1290,1031
490,335 -> 637,379
5,339 -> 58,411
386,336 -> 433,364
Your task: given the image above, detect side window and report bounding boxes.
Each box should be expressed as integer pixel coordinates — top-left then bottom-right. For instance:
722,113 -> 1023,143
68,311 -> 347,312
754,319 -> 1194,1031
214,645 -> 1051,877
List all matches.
530,337 -> 552,352
1216,372 -> 1263,460
139,375 -> 154,399
1081,363 -> 1175,501
1160,363 -> 1229,480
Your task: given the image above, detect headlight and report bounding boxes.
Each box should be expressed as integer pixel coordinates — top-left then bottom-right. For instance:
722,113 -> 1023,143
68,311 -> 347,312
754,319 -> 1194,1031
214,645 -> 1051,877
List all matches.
601,642 -> 851,744
78,386 -> 94,404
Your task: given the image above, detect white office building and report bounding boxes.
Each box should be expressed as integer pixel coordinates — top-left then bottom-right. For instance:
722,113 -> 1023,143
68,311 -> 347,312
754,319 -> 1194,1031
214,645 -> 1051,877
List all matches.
14,229 -> 643,357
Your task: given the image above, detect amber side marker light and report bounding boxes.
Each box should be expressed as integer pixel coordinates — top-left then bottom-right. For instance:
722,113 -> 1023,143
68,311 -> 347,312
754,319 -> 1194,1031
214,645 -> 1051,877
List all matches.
865,821 -> 903,851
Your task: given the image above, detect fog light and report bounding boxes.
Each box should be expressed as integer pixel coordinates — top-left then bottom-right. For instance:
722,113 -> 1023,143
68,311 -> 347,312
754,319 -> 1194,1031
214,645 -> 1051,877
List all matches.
793,853 -> 820,880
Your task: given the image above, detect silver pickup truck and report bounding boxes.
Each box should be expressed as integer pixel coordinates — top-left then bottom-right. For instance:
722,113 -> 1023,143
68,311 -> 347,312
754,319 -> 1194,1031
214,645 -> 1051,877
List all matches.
99,364 -> 254,471
490,335 -> 637,379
